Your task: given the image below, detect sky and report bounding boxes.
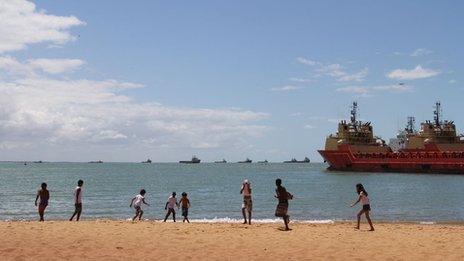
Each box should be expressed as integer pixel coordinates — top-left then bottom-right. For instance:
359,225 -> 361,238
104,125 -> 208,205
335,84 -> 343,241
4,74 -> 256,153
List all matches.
0,0 -> 463,162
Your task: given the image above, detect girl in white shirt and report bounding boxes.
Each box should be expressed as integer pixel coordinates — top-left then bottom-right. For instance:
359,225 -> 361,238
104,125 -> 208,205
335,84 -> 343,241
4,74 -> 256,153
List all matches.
350,183 -> 375,231
130,189 -> 150,221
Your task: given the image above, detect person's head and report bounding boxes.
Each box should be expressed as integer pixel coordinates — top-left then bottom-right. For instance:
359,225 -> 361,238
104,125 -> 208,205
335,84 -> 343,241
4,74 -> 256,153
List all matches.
356,183 -> 368,196
140,189 -> 146,195
182,192 -> 187,198
172,192 -> 176,197
41,183 -> 47,189
77,180 -> 84,187
275,178 -> 282,187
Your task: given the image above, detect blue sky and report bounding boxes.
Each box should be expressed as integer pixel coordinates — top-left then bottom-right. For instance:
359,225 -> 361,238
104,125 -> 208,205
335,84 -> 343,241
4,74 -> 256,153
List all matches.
0,1 -> 462,162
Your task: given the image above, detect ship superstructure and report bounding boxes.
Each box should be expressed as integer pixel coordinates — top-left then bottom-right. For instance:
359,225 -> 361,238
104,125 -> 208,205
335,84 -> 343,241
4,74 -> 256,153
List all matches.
318,102 -> 464,174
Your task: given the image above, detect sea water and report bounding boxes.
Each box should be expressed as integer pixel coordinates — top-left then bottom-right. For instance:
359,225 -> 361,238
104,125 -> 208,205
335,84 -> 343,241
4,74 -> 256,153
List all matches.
0,162 -> 463,222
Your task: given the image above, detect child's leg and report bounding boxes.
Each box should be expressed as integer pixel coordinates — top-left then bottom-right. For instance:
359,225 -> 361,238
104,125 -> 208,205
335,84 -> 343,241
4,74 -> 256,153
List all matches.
241,207 -> 247,224
284,215 -> 290,230
38,206 -> 45,221
248,210 -> 252,225
163,209 -> 171,222
365,211 -> 374,231
356,209 -> 364,229
139,210 -> 144,220
172,210 -> 176,222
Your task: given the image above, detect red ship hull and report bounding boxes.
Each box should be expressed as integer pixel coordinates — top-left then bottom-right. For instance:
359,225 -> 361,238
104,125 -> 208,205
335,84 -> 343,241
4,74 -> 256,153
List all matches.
318,144 -> 464,174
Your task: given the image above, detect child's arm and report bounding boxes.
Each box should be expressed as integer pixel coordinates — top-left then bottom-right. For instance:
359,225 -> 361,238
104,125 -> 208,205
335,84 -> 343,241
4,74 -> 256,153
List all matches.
130,197 -> 135,207
176,199 -> 179,208
142,198 -> 150,206
240,185 -> 244,194
35,191 -> 39,206
350,195 -> 361,207
165,201 -> 168,210
188,199 -> 191,208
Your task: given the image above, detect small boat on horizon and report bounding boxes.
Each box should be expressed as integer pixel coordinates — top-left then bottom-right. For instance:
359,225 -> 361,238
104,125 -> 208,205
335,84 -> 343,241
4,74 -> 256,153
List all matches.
179,156 -> 201,164
214,159 -> 227,163
238,158 -> 252,163
283,157 -> 310,163
89,160 -> 103,163
258,159 -> 269,163
141,158 -> 152,163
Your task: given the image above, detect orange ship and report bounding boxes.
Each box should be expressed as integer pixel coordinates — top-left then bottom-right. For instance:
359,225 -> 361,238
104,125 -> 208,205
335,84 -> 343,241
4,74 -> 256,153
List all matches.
318,102 -> 464,174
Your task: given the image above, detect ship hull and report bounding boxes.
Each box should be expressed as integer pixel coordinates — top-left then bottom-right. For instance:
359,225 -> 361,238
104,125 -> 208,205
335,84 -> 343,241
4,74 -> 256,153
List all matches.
319,146 -> 464,174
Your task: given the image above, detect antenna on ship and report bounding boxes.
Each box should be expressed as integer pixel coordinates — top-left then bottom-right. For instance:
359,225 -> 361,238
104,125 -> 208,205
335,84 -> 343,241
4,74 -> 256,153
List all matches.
406,116 -> 415,133
433,101 -> 442,126
350,101 -> 358,124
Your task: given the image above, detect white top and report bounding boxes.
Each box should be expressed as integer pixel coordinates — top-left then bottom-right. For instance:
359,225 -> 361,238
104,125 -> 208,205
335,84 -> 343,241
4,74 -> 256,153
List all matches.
360,191 -> 370,205
241,183 -> 252,197
167,196 -> 177,209
133,194 -> 144,207
74,186 -> 83,204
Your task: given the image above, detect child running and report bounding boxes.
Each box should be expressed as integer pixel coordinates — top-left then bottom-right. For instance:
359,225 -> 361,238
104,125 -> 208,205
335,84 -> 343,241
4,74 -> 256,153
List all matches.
179,192 -> 191,223
350,183 -> 375,231
274,178 -> 293,231
164,192 -> 179,222
35,183 -> 49,222
130,189 -> 150,221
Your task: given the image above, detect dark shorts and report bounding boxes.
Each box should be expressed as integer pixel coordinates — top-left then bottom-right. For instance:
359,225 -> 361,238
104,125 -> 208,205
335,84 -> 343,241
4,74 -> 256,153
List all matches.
135,206 -> 142,212
275,202 -> 288,217
75,203 -> 82,212
362,204 -> 371,211
242,196 -> 253,212
182,207 -> 189,217
38,202 -> 48,210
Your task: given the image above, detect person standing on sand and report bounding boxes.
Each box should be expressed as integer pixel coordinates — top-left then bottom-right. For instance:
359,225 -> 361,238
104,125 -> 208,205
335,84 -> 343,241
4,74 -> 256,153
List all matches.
163,192 -> 179,222
240,179 -> 252,225
130,189 -> 150,221
274,178 -> 293,231
179,192 -> 191,223
35,183 -> 49,221
69,180 -> 84,221
350,183 -> 375,231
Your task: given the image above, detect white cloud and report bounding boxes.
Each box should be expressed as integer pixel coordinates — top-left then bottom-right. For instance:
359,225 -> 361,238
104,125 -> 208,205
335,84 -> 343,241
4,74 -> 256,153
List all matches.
290,77 -> 312,83
372,84 -> 412,93
290,112 -> 303,117
336,86 -> 369,94
410,48 -> 433,57
303,124 -> 315,129
0,0 -> 85,53
317,64 -> 368,82
27,58 -> 84,74
270,85 -> 301,91
296,57 -> 316,66
386,65 -> 440,80
449,79 -> 456,84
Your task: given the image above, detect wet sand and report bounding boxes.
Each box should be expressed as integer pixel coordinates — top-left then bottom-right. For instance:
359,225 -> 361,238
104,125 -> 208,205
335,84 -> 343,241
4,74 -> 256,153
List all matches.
0,221 -> 463,260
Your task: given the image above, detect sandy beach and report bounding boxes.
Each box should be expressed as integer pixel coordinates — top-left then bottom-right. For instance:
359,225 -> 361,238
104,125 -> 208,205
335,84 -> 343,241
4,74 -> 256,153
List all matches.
0,221 -> 463,261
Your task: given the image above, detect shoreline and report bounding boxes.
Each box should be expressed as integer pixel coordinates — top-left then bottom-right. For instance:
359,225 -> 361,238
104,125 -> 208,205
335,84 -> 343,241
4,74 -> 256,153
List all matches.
1,221 -> 463,260
3,218 -> 464,225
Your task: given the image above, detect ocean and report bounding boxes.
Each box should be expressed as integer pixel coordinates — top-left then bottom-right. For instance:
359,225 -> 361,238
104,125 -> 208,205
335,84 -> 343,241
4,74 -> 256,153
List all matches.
1,162 -> 463,223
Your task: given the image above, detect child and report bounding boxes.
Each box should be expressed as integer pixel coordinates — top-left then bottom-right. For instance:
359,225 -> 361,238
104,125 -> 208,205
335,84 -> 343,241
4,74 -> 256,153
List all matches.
240,179 -> 252,225
163,192 -> 179,222
179,192 -> 191,223
69,179 -> 84,221
350,183 -> 375,231
35,183 -> 49,222
130,189 -> 150,221
274,178 -> 293,231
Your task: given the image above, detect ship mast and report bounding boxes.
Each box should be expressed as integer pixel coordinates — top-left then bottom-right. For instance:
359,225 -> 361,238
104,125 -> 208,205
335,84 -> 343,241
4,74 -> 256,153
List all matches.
433,101 -> 442,126
350,101 -> 358,124
406,116 -> 415,133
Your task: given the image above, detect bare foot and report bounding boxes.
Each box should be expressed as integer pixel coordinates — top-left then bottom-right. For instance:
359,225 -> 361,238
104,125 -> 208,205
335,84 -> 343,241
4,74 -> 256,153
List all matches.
369,228 -> 375,231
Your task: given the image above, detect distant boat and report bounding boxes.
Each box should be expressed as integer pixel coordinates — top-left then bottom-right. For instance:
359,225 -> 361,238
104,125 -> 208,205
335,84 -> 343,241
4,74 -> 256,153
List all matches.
258,160 -> 269,163
238,158 -> 252,163
180,156 -> 201,164
214,159 -> 227,163
89,160 -> 103,163
33,160 -> 43,163
284,157 -> 310,163
141,159 -> 152,163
